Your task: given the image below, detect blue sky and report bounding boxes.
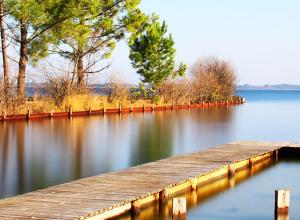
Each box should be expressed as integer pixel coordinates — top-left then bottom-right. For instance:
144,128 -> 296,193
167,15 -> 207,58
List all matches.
108,0 -> 300,85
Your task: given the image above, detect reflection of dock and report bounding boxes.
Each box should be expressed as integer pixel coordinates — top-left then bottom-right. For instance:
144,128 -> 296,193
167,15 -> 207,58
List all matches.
0,141 -> 298,220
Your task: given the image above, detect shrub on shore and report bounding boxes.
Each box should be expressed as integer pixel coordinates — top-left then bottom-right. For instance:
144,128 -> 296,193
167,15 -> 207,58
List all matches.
155,79 -> 194,105
0,78 -> 24,114
191,57 -> 237,102
45,74 -> 73,106
155,57 -> 237,104
106,77 -> 130,106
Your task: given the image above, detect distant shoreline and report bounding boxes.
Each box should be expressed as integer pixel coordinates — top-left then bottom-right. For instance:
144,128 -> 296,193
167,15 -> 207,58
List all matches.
237,84 -> 300,90
237,89 -> 300,91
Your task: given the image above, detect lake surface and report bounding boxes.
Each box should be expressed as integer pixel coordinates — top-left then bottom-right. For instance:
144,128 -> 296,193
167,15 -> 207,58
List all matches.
1,90 -> 300,199
186,159 -> 300,220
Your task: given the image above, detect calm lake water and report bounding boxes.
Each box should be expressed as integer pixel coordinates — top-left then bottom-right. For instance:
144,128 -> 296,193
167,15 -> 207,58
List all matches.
186,159 -> 300,220
1,90 -> 300,200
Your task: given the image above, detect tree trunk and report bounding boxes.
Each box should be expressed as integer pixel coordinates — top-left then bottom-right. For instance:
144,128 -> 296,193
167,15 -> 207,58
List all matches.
76,18 -> 85,91
17,19 -> 27,100
77,50 -> 85,90
0,0 -> 9,97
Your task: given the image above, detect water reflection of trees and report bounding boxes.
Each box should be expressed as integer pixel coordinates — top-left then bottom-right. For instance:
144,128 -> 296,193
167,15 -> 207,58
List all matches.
0,107 -> 236,199
0,118 -> 89,199
130,108 -> 235,166
193,107 -> 234,123
130,112 -> 175,166
0,115 -> 138,199
185,107 -> 235,149
16,122 -> 25,195
0,122 -> 9,196
0,121 -> 26,197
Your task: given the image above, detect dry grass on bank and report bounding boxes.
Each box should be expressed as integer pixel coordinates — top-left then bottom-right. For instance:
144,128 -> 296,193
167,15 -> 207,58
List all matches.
0,76 -> 164,116
0,94 -> 162,116
0,56 -> 237,116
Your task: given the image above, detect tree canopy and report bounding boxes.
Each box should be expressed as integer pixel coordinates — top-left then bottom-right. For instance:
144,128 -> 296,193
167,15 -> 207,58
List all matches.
5,0 -> 70,98
4,0 -> 148,95
5,0 -> 63,61
129,16 -> 186,85
49,0 -> 148,88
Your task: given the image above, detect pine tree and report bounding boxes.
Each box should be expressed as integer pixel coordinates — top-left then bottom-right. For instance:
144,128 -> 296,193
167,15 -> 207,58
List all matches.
5,0 -> 67,99
0,0 -> 9,98
129,15 -> 186,85
50,0 -> 148,89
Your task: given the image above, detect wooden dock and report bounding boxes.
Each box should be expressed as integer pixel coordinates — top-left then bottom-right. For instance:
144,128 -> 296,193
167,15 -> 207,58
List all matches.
0,141 -> 299,220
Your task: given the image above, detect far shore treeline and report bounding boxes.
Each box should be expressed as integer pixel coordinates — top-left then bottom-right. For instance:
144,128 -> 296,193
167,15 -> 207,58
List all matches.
0,0 -> 237,115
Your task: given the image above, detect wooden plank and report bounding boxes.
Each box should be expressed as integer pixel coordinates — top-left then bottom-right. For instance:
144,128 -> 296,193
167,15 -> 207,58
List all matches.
275,190 -> 290,215
172,198 -> 186,220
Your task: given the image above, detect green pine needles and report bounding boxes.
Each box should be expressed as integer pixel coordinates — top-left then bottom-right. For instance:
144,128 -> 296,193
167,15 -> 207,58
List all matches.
129,15 -> 186,85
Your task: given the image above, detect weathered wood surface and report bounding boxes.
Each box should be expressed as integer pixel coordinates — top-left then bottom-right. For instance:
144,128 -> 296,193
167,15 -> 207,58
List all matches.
172,198 -> 186,220
275,189 -> 291,220
0,141 -> 297,220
